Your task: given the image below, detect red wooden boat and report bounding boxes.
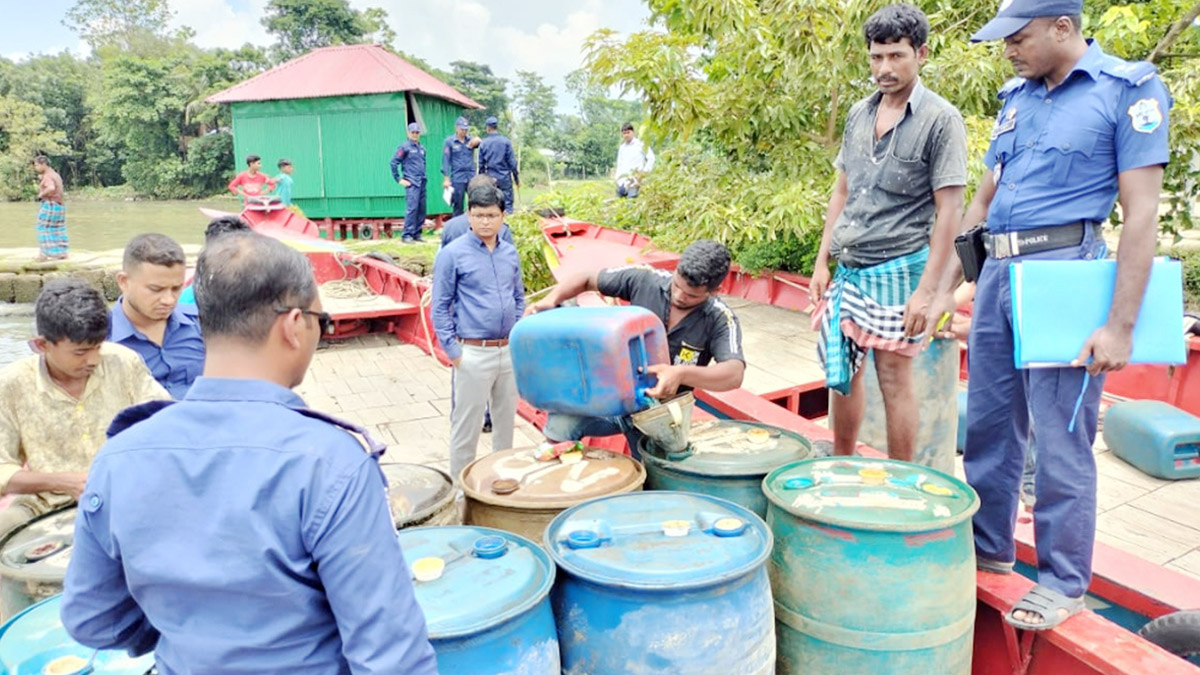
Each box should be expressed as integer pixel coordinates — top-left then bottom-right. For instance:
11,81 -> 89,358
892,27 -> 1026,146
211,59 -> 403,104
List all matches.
225,205 -> 1200,674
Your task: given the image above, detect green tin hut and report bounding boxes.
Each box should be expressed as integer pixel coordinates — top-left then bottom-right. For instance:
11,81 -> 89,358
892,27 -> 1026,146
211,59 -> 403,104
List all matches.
207,44 -> 482,220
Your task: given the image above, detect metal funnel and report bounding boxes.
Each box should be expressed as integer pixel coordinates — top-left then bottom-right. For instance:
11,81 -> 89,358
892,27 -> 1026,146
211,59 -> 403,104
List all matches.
631,392 -> 694,455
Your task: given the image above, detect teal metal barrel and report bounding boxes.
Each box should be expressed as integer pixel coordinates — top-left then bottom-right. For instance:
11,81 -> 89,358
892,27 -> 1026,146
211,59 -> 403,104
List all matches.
0,506 -> 75,620
0,594 -> 155,674
398,526 -> 559,674
546,491 -> 775,675
763,457 -> 980,674
641,420 -> 811,518
859,338 -> 960,473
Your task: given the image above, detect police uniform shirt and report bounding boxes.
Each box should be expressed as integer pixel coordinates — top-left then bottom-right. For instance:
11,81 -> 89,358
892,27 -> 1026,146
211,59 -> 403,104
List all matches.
443,135 -> 477,182
391,139 -> 426,184
984,40 -> 1171,233
596,266 -> 745,377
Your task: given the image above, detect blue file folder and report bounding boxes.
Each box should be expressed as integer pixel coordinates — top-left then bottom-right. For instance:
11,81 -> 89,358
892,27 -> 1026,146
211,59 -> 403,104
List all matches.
1010,258 -> 1186,368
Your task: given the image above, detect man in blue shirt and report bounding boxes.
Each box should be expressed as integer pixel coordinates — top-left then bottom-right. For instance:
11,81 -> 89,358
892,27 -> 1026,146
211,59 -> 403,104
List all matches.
110,233 -> 205,399
477,116 -> 520,213
432,184 -> 525,479
440,175 -> 515,248
941,0 -> 1171,631
274,158 -> 295,207
442,116 -> 481,217
62,232 -> 437,674
391,122 -> 428,243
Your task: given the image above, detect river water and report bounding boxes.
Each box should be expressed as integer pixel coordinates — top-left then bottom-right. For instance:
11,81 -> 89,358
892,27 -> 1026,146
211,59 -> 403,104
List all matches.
0,310 -> 35,369
0,198 -> 236,250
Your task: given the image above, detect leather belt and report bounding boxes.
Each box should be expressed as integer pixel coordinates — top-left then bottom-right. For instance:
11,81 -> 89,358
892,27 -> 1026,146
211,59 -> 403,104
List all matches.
984,221 -> 1101,259
460,338 -> 509,347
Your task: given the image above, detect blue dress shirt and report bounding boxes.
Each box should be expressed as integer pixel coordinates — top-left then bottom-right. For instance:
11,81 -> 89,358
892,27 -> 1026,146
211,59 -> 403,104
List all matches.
60,378 -> 438,675
478,133 -> 520,186
983,41 -> 1171,232
390,139 -> 427,184
432,232 -> 525,361
439,213 -> 514,248
442,134 -> 477,182
109,299 -> 205,399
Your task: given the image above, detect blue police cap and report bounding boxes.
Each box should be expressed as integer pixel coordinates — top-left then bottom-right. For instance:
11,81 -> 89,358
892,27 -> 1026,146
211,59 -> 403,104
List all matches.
485,116 -> 499,127
407,122 -> 421,132
971,0 -> 1084,42
456,116 -> 469,129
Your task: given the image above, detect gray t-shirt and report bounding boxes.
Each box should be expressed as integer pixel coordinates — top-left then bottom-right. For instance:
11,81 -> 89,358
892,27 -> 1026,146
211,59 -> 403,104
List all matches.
830,83 -> 968,267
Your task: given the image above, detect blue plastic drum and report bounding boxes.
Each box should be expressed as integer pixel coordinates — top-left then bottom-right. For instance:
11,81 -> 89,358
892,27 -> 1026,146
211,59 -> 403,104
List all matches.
398,526 -> 559,674
546,491 -> 775,674
0,594 -> 155,674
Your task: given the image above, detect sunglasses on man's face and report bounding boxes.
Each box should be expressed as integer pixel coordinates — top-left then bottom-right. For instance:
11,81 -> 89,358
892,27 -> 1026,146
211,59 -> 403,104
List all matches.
274,306 -> 332,335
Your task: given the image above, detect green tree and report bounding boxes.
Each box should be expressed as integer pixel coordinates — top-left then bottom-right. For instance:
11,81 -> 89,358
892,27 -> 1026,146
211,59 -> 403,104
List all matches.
262,0 -> 385,61
584,0 -> 1200,272
0,96 -> 69,200
512,70 -> 558,150
447,61 -> 510,130
63,0 -> 178,55
0,53 -> 98,186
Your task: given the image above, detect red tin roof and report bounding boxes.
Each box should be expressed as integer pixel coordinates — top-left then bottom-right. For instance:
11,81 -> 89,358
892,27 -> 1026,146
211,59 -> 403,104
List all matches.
207,44 -> 482,108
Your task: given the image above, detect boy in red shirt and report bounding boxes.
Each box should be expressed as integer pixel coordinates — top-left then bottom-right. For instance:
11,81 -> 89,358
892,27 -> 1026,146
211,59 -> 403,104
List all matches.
227,154 -> 276,202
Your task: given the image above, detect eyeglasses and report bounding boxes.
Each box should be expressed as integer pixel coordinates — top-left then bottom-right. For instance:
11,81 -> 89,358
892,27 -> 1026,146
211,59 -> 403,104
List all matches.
469,212 -> 504,222
274,306 -> 332,335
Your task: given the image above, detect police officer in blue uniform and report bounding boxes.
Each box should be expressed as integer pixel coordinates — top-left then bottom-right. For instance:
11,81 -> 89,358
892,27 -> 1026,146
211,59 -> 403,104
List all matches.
948,0 -> 1171,630
442,116 -> 481,217
477,116 -> 520,213
390,122 -> 427,243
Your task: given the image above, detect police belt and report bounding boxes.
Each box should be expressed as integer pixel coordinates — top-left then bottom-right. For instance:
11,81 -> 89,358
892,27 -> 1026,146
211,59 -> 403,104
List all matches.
983,221 -> 1101,259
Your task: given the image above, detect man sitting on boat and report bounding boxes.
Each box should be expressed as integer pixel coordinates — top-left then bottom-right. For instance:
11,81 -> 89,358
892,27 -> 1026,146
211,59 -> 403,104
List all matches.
109,234 -> 205,399
526,240 -> 745,458
0,279 -> 168,538
227,154 -> 277,204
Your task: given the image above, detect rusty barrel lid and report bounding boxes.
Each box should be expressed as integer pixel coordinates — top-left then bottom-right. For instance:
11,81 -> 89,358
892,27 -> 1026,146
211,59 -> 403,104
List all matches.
379,463 -> 456,528
0,506 -> 75,584
644,420 -> 812,477
461,446 -> 645,509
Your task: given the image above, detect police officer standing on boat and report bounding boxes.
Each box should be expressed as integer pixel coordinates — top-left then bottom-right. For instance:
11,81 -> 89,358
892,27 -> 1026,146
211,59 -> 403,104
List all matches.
478,116 -> 520,213
391,122 -> 428,243
936,0 -> 1171,631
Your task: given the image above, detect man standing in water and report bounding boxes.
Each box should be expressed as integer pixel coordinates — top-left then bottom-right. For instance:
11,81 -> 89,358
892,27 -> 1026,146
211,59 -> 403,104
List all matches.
809,3 -> 967,462
32,156 -> 67,261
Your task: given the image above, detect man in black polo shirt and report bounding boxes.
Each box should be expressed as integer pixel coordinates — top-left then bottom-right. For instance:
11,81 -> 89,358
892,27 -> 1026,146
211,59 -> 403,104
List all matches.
525,240 -> 745,458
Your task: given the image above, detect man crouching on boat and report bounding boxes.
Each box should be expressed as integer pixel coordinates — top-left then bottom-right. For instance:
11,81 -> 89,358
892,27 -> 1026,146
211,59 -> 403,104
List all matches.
525,240 -> 745,458
61,233 -> 437,674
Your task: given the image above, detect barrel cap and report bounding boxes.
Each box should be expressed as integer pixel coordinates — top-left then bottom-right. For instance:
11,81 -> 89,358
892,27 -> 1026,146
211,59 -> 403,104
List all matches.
643,420 -> 812,477
0,507 -> 75,583
379,463 -> 455,528
544,492 -> 771,589
397,526 -> 554,638
0,595 -> 156,674
461,447 -> 645,508
763,457 -> 980,533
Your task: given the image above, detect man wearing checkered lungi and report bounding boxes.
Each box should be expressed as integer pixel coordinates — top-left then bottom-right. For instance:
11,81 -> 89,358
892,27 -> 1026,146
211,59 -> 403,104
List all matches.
808,5 -> 966,462
32,156 -> 68,261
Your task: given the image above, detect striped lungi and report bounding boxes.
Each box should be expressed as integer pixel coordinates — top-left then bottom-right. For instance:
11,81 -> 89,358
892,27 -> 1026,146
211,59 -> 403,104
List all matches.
36,202 -> 68,258
812,247 -> 928,395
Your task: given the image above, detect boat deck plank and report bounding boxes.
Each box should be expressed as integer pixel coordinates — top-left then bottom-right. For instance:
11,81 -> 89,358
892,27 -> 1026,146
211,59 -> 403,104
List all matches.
319,287 -> 415,319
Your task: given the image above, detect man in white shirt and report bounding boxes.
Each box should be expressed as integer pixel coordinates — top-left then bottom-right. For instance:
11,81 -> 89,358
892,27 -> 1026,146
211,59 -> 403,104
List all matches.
615,122 -> 655,198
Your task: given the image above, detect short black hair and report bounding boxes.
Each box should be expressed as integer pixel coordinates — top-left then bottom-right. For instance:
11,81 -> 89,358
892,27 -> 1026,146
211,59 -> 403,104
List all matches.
863,3 -> 929,50
677,240 -> 732,291
246,154 -> 260,166
36,278 -> 109,345
194,233 -> 317,343
123,233 -> 185,270
204,215 -> 251,243
621,122 -> 634,132
32,156 -> 49,166
278,158 -> 292,168
467,184 -> 505,211
467,174 -> 498,191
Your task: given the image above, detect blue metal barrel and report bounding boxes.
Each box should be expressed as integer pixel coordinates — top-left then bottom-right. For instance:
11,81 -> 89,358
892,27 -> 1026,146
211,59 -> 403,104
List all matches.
641,420 -> 811,517
763,458 -> 980,674
397,526 -> 559,674
859,338 -> 960,473
0,594 -> 155,674
546,491 -> 775,674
